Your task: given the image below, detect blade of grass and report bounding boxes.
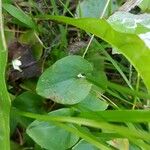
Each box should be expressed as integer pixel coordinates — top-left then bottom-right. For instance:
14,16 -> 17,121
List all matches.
50,0 -> 67,48
132,73 -> 141,109
59,0 -> 74,17
80,110 -> 150,122
107,81 -> 150,99
3,3 -> 36,29
0,1 -> 11,149
106,89 -> 134,106
93,38 -> 133,89
16,110 -> 150,142
86,74 -> 149,100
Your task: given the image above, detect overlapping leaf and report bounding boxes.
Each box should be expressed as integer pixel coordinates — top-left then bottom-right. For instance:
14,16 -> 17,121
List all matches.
36,55 -> 93,104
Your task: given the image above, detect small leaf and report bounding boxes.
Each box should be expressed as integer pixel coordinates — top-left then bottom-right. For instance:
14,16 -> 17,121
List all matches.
27,108 -> 79,150
13,91 -> 44,113
36,55 -> 93,105
3,4 -> 36,29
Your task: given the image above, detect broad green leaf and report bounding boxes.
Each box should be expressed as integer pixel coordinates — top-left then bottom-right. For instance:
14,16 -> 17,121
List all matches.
138,0 -> 150,12
27,108 -> 79,150
37,15 -> 150,91
36,55 -> 93,105
13,91 -> 44,113
72,140 -> 99,150
3,4 -> 36,29
75,91 -> 108,111
76,0 -> 118,18
108,11 -> 150,34
10,92 -> 44,135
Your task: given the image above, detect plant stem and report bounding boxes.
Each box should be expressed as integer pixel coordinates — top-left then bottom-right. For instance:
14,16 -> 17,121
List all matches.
132,73 -> 140,109
0,1 -> 11,149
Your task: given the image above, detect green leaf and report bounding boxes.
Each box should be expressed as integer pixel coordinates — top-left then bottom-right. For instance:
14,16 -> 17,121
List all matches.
138,0 -> 150,12
80,110 -> 150,122
2,0 -> 12,3
12,91 -> 44,113
10,92 -> 44,135
76,0 -> 118,18
37,15 -> 150,91
75,91 -> 108,111
27,108 -> 79,150
72,140 -> 99,150
36,55 -> 93,105
3,4 -> 36,29
108,11 -> 150,34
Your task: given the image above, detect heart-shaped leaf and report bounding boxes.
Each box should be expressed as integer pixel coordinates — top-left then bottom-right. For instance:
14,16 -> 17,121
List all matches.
36,55 -> 93,104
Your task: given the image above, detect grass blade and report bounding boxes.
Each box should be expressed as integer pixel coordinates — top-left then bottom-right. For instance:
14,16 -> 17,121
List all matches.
0,1 -> 11,149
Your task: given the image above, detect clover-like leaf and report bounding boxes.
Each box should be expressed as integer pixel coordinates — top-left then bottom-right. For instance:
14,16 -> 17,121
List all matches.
36,55 -> 93,105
